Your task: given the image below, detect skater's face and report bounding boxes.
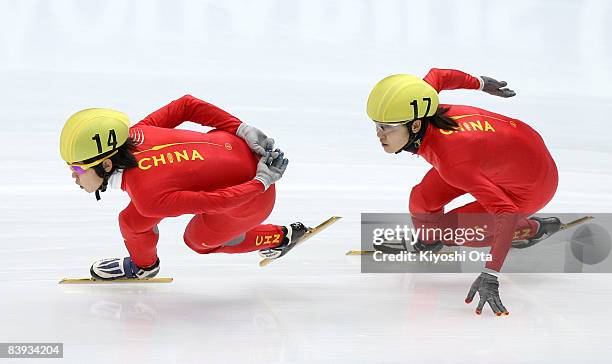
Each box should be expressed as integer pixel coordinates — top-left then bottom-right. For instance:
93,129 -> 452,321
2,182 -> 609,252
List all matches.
375,123 -> 410,153
70,159 -> 112,193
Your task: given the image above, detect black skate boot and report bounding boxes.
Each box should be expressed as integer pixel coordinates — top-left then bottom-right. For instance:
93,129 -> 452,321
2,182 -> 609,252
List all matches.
258,222 -> 309,260
412,239 -> 444,253
373,237 -> 408,254
512,216 -> 561,249
374,237 -> 444,254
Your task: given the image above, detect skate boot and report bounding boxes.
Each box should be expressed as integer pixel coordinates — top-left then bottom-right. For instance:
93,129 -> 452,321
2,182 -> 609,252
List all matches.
512,216 -> 561,249
374,237 -> 444,254
258,222 -> 309,260
412,239 -> 444,253
373,237 -> 408,254
90,257 -> 160,280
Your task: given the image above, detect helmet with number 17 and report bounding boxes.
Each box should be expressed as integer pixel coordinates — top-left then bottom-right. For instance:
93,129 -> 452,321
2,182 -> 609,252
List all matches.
367,74 -> 439,124
60,108 -> 130,168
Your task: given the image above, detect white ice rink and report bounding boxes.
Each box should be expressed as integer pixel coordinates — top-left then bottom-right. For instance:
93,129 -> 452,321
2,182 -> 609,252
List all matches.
1,0 -> 612,363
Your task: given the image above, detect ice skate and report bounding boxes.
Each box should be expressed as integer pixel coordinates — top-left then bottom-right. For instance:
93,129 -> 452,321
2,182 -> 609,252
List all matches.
373,237 -> 444,254
373,237 -> 408,254
90,257 -> 160,280
258,216 -> 341,266
512,216 -> 562,249
258,222 -> 310,260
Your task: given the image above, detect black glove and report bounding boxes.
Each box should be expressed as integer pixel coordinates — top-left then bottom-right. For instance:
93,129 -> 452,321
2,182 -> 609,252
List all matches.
480,76 -> 516,98
465,272 -> 509,316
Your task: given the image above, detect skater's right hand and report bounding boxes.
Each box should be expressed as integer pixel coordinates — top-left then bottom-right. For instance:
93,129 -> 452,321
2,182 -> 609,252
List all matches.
480,76 -> 516,98
465,271 -> 509,316
254,149 -> 289,190
236,123 -> 275,157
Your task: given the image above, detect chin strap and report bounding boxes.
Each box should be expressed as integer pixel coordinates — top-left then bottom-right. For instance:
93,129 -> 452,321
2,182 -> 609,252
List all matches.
94,174 -> 111,201
395,119 -> 429,154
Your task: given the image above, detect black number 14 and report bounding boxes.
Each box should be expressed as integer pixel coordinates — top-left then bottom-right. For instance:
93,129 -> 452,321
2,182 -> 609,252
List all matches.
92,129 -> 118,154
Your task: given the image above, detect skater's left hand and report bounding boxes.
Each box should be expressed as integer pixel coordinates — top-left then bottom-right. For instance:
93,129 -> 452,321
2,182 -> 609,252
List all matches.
254,150 -> 289,190
465,271 -> 510,316
236,123 -> 275,156
480,76 -> 516,98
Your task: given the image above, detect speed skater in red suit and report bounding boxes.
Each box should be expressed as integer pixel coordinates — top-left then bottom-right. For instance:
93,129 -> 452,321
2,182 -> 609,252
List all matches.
59,95 -> 309,280
366,69 -> 561,315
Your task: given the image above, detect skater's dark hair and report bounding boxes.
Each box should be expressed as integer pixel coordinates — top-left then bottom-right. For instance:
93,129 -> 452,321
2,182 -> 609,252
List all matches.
92,137 -> 139,179
423,106 -> 459,131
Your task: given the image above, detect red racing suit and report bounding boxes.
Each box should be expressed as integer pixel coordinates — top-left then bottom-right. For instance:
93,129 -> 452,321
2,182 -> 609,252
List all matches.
117,95 -> 283,268
409,69 -> 558,271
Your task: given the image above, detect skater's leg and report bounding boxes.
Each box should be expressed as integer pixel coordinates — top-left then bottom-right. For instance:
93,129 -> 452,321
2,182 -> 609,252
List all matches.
444,201 -> 537,247
185,214 -> 285,253
409,168 -> 468,243
119,202 -> 163,268
90,203 -> 163,280
409,168 -> 466,215
183,185 -> 284,254
408,168 -> 550,247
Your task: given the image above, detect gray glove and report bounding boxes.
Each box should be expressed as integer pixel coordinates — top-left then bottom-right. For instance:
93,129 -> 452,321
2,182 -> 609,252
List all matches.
480,76 -> 516,98
465,272 -> 509,316
254,149 -> 289,190
236,123 -> 274,156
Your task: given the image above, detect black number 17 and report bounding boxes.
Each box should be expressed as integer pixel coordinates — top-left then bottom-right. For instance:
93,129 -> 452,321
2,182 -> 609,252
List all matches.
409,97 -> 432,118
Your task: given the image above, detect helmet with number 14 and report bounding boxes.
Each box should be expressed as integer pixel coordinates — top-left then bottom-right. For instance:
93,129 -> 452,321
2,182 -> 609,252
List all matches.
60,108 -> 130,170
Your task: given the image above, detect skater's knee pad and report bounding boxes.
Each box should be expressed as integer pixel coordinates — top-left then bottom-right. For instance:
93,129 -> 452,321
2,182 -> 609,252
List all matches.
221,234 -> 246,247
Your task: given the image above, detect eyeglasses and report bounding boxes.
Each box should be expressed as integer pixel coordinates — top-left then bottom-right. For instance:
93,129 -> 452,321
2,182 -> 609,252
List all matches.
68,150 -> 118,175
69,165 -> 88,175
374,121 -> 409,133
69,160 -> 103,175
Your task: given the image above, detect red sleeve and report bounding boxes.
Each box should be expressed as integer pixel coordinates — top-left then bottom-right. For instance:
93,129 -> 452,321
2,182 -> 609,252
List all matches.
440,162 -> 519,272
423,68 -> 482,93
119,202 -> 163,268
134,94 -> 242,133
134,180 -> 265,218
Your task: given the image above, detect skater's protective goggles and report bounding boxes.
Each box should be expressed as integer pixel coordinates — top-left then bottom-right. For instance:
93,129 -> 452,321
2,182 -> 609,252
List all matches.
68,150 -> 118,174
374,121 -> 410,133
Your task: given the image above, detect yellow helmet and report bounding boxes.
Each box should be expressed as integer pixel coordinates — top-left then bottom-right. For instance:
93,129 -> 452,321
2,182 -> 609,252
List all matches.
367,74 -> 439,123
60,108 -> 130,165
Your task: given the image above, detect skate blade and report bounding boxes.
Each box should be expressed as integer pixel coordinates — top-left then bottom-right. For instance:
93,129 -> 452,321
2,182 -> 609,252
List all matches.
59,277 -> 173,284
346,250 -> 374,255
346,249 -> 457,256
259,216 -> 341,267
560,216 -> 594,230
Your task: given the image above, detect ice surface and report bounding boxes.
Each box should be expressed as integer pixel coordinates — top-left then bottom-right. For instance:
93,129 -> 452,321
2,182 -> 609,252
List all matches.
1,0 -> 612,363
